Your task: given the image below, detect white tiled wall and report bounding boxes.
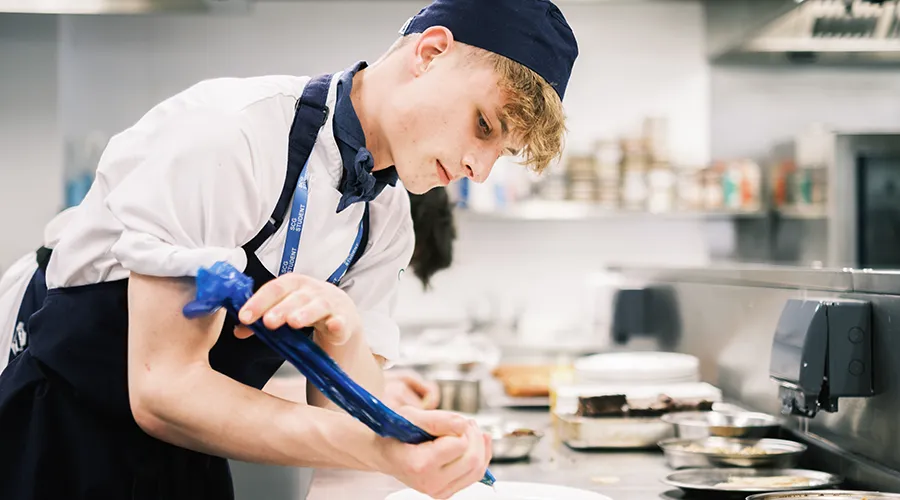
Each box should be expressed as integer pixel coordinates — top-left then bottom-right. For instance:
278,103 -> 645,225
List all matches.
57,0 -> 712,165
711,65 -> 900,161
0,15 -> 63,269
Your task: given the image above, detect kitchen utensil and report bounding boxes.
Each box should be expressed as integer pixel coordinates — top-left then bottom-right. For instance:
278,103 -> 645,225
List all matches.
435,377 -> 481,414
478,420 -> 543,461
662,468 -> 842,495
385,481 -> 614,500
746,491 -> 900,500
181,262 -> 497,486
662,410 -> 781,439
658,437 -> 806,469
556,411 -> 675,449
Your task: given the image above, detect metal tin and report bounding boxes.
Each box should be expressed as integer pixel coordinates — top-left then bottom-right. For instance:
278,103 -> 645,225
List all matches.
556,412 -> 675,449
662,468 -> 842,495
658,437 -> 806,469
435,378 -> 481,414
661,411 -> 782,439
746,491 -> 900,500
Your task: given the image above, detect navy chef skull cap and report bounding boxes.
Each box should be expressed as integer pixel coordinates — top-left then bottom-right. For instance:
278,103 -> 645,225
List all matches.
399,0 -> 578,101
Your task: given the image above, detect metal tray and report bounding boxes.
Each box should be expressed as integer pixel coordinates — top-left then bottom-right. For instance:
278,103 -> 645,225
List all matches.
658,437 -> 806,469
662,468 -> 842,495
556,412 -> 675,449
746,491 -> 900,500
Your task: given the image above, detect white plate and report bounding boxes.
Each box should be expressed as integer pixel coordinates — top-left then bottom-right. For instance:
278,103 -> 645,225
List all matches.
385,482 -> 614,500
574,352 -> 699,383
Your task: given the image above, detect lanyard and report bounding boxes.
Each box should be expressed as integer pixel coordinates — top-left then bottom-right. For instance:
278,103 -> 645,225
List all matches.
279,162 -> 365,284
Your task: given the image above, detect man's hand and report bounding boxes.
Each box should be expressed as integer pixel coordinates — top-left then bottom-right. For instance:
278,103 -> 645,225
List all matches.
384,369 -> 440,410
235,274 -> 362,346
372,408 -> 491,500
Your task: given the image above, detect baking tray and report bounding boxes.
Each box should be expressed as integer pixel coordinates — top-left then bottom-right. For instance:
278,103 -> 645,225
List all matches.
662,468 -> 842,496
556,411 -> 675,449
658,437 -> 806,469
746,491 -> 900,500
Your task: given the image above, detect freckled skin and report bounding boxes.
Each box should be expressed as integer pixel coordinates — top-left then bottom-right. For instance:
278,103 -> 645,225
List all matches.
373,33 -> 519,194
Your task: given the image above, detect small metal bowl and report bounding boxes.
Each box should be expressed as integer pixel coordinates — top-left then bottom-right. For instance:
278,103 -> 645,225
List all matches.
662,411 -> 782,440
658,437 -> 807,469
479,421 -> 544,462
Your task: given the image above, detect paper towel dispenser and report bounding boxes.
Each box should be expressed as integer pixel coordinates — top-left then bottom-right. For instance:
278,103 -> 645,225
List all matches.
769,298 -> 875,418
610,285 -> 680,349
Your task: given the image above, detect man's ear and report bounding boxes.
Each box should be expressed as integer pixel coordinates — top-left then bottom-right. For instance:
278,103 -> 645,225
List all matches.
412,26 -> 454,75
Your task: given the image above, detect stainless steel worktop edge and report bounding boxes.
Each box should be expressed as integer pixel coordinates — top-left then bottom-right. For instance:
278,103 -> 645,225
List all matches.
607,264 -> 900,295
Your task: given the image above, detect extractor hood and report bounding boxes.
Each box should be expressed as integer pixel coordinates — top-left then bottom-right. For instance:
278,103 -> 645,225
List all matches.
0,0 -> 251,14
716,0 -> 900,65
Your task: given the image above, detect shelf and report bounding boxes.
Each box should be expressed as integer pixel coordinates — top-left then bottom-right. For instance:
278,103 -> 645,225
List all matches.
774,206 -> 829,220
455,201 -> 767,222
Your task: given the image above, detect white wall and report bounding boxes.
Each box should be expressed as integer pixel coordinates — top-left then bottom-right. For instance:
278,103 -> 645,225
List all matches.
561,1 -> 710,165
0,15 -> 63,269
58,1 -> 712,166
710,66 -> 900,161
58,1 -> 426,138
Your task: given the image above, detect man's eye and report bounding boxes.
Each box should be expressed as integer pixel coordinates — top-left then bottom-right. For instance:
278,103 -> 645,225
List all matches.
478,115 -> 491,135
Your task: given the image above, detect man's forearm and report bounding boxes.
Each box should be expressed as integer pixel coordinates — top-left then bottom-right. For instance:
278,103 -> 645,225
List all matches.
132,359 -> 382,470
127,273 -> 384,471
308,331 -> 385,409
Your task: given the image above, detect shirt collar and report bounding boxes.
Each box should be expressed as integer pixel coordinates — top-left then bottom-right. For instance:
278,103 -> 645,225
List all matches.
333,61 -> 399,213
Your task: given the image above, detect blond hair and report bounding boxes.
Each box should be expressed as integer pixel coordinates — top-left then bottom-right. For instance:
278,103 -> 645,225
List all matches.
481,50 -> 566,173
382,35 -> 566,173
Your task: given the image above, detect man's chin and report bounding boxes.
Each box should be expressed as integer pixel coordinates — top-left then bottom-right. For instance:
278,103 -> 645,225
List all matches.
403,180 -> 433,195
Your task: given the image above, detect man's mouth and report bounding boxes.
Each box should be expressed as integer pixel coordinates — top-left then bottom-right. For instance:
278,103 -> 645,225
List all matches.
436,160 -> 451,186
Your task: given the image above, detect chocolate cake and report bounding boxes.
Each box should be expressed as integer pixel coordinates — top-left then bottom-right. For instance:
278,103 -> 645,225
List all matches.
575,395 -> 628,417
576,393 -> 714,418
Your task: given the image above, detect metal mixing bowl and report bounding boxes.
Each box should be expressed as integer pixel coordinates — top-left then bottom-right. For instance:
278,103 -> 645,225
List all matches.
662,411 -> 782,439
479,420 -> 544,462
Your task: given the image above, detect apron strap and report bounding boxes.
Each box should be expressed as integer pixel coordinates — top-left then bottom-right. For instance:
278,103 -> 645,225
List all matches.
243,74 -> 332,254
349,203 -> 370,269
36,246 -> 52,273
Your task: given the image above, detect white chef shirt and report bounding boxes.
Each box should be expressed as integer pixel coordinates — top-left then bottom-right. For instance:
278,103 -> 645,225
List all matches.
45,74 -> 414,364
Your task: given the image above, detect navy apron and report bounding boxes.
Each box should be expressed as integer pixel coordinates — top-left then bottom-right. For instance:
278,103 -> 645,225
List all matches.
0,73 -> 369,500
6,248 -> 49,365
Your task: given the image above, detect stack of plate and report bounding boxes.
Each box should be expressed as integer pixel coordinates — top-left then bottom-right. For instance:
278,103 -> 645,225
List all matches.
574,351 -> 700,385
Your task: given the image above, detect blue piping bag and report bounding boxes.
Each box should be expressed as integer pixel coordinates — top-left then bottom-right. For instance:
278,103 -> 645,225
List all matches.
183,261 -> 495,488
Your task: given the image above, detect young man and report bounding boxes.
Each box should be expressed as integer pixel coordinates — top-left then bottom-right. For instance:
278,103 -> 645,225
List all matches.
0,1 -> 577,499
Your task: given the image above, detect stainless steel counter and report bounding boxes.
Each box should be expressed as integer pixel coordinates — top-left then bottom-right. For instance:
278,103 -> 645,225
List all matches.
306,408 -> 678,500
606,263 -> 900,491
606,263 -> 900,295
